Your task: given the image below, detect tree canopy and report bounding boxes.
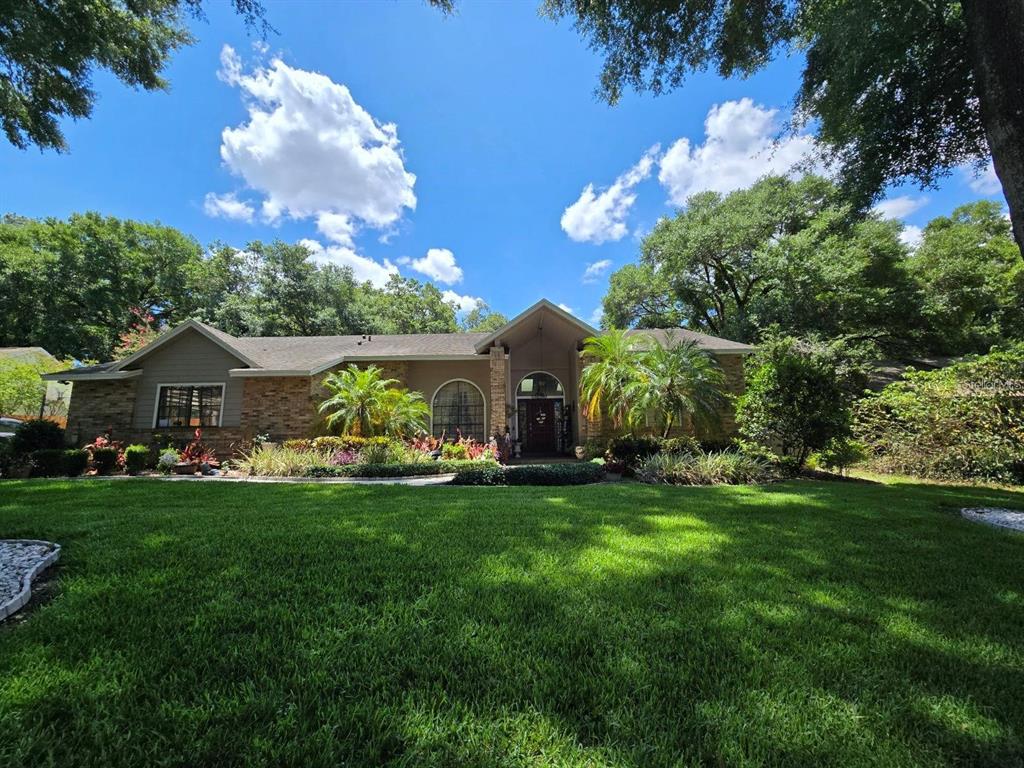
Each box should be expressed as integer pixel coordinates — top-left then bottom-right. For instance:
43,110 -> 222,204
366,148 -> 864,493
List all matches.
0,213 -> 467,361
0,0 -> 267,152
541,0 -> 1024,258
603,176 -> 925,354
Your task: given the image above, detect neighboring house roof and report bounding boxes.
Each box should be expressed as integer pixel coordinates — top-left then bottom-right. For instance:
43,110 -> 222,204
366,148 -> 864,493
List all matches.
626,328 -> 755,353
43,300 -> 753,381
0,346 -> 59,364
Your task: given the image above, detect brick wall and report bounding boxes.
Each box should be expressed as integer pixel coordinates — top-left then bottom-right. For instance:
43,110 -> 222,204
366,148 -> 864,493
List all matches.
489,346 -> 507,437
66,379 -> 138,446
240,376 -> 316,441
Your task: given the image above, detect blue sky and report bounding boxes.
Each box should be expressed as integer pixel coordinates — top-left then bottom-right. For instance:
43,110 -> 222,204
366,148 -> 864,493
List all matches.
0,1 -> 1004,327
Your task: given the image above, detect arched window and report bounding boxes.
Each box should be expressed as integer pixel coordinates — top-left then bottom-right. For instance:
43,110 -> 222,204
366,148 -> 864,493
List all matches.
516,372 -> 564,399
431,380 -> 485,441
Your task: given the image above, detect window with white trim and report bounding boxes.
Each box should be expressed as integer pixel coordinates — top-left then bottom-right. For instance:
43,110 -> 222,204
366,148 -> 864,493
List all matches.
432,380 -> 485,441
155,385 -> 224,428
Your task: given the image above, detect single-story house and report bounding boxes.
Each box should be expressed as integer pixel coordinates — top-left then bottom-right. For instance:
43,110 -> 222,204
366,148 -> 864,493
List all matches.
44,299 -> 754,454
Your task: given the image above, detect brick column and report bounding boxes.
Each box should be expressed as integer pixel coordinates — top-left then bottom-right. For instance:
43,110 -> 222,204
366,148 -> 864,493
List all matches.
488,345 -> 506,438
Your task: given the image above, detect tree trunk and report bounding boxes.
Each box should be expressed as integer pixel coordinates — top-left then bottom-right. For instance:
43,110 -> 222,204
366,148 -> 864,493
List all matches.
961,0 -> 1024,258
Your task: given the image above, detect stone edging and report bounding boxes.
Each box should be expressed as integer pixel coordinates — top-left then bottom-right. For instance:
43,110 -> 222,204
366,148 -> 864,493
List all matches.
961,507 -> 1024,533
22,473 -> 458,486
0,540 -> 61,621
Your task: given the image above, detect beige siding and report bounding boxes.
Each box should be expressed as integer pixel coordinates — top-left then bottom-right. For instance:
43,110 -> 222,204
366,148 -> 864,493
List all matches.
127,330 -> 247,429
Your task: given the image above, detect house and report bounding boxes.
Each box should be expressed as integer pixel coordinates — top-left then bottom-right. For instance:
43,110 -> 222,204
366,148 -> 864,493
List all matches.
44,299 -> 754,453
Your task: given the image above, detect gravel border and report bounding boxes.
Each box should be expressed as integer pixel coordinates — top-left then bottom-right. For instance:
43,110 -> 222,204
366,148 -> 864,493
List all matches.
0,540 -> 61,621
961,507 -> 1024,533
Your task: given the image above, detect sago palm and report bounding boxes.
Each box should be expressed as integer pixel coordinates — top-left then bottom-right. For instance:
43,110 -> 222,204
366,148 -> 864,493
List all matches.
318,364 -> 397,436
626,335 -> 727,437
375,388 -> 430,438
579,329 -> 640,431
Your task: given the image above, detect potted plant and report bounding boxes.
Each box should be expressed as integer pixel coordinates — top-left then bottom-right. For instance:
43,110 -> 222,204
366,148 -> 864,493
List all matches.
176,429 -> 218,475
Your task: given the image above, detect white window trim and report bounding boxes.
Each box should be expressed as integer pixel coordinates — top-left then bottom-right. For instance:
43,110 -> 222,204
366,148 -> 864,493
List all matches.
152,382 -> 226,429
430,378 -> 487,440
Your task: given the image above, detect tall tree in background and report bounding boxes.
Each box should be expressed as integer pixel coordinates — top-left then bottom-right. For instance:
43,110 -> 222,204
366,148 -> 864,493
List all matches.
460,303 -> 509,333
542,0 -> 1024,258
0,0 -> 266,151
909,201 -> 1024,354
603,176 -> 921,353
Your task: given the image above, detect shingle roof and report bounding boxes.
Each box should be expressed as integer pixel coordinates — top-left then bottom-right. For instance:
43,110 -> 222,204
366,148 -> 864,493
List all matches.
44,315 -> 752,379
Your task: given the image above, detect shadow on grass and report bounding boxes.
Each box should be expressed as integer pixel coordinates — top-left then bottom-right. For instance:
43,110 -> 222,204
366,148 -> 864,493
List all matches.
0,478 -> 1022,766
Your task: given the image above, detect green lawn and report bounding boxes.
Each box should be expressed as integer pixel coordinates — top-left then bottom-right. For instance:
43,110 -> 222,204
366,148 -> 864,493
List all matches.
1,479 -> 1023,767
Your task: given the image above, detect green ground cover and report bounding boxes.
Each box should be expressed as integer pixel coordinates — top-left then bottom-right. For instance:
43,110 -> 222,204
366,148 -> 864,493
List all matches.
1,479 -> 1022,767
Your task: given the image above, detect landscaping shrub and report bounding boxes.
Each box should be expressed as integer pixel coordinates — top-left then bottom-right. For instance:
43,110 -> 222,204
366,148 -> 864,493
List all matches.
658,435 -> 701,455
812,438 -> 868,476
736,336 -> 859,468
91,447 -> 120,475
451,463 -> 606,486
361,438 -> 408,465
635,450 -> 775,485
156,448 -> 179,474
29,448 -> 66,477
60,449 -> 89,477
308,461 -> 466,479
124,444 -> 150,475
236,445 -> 334,477
854,346 -> 1024,482
10,419 -> 65,455
606,434 -> 661,468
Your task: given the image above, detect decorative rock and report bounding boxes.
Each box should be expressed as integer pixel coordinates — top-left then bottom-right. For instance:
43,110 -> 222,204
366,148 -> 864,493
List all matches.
0,540 -> 61,621
961,508 -> 1024,533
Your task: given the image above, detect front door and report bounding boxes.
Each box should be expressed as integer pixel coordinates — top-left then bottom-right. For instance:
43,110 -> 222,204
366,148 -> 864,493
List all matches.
524,400 -> 557,454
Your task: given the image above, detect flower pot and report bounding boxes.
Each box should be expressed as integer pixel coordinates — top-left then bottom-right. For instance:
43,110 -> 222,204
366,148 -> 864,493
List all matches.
173,462 -> 196,475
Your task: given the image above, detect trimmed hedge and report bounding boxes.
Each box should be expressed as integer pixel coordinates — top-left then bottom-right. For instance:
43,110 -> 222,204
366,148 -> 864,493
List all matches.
305,460 -> 487,479
124,444 -> 150,475
29,448 -> 88,477
11,419 -> 65,455
91,447 -> 120,475
451,463 -> 606,486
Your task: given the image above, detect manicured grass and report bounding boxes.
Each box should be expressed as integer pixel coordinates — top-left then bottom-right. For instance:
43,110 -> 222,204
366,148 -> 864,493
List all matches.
1,479 -> 1023,767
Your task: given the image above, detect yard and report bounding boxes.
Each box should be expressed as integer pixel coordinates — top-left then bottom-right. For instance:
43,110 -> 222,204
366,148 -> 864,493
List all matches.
1,479 -> 1023,767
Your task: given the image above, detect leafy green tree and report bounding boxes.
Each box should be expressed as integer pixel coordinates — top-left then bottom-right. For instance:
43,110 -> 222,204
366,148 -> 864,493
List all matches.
0,360 -> 46,417
1,0 -> 266,152
735,336 -> 857,468
604,176 -> 921,352
579,329 -> 640,431
0,212 -> 206,359
909,201 -> 1024,354
626,336 -> 726,437
460,304 -> 509,333
541,0 -> 1024,259
360,275 -> 458,335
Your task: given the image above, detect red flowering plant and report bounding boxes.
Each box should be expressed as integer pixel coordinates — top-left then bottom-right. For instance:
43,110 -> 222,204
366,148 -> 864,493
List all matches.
84,430 -> 125,474
180,428 -> 217,468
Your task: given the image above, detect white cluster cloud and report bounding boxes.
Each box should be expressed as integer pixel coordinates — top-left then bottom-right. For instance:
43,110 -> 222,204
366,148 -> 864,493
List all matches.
409,248 -> 463,285
203,192 -> 255,222
588,306 -> 604,327
873,195 -> 928,220
442,290 -> 483,314
209,45 -> 416,283
582,259 -> 612,283
561,146 -> 659,244
557,302 -> 575,315
963,159 -> 1001,195
299,238 -> 398,288
899,225 -> 924,249
658,98 -> 817,206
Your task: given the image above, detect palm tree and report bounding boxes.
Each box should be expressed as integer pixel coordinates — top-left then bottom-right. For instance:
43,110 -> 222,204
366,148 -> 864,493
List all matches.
375,388 -> 430,438
626,335 -> 727,438
579,329 -> 640,431
318,365 -> 397,436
